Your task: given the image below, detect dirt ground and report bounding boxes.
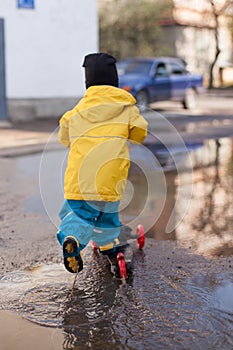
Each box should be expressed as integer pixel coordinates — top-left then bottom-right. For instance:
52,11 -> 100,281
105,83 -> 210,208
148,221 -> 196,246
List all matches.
0,168 -> 61,274
0,119 -> 62,273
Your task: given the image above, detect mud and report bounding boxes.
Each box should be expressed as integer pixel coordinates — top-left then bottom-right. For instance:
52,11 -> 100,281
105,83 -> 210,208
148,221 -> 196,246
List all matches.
0,156 -> 61,273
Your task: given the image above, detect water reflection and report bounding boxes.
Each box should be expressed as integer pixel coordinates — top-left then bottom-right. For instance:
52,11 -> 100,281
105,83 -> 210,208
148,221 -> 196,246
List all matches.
215,282 -> 233,313
123,138 -> 233,258
176,138 -> 233,256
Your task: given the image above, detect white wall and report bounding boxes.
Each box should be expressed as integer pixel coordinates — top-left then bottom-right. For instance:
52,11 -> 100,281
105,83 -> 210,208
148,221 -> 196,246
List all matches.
0,0 -> 98,99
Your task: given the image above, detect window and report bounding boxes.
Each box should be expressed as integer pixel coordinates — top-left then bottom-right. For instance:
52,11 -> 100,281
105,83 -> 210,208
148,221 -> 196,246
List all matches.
169,62 -> 186,75
117,61 -> 153,75
155,63 -> 169,77
17,0 -> 35,9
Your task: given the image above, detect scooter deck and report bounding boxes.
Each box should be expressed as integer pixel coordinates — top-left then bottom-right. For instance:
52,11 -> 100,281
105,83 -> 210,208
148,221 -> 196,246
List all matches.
92,224 -> 145,280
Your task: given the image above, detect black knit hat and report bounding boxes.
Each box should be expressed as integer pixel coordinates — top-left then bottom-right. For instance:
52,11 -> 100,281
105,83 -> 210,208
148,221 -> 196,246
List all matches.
82,53 -> 119,89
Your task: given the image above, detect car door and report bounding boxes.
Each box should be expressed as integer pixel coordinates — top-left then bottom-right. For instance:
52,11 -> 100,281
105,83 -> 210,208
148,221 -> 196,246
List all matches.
168,62 -> 188,100
149,62 -> 171,102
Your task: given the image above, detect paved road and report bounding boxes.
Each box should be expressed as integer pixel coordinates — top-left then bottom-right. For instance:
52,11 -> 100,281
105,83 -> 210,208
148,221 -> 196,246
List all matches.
0,88 -> 232,157
144,91 -> 233,145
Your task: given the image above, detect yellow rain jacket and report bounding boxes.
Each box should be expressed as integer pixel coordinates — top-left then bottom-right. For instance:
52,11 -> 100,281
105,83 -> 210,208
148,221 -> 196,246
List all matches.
59,85 -> 148,201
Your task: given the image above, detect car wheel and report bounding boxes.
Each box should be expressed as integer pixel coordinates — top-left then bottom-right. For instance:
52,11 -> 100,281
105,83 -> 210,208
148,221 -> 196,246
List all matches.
136,91 -> 149,112
182,88 -> 197,109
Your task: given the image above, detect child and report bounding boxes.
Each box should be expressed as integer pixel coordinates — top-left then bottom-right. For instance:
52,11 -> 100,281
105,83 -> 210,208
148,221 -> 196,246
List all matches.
57,53 -> 148,273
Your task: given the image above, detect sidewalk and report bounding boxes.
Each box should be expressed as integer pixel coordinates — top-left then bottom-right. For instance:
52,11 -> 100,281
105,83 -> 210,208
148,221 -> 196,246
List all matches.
0,118 -> 61,157
0,113 -> 190,157
0,88 -> 232,158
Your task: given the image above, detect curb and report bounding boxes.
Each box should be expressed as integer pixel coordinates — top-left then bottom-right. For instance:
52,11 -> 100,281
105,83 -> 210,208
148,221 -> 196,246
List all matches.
0,142 -> 62,158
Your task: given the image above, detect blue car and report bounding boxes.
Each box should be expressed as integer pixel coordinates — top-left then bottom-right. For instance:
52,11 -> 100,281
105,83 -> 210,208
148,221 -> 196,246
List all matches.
117,57 -> 204,111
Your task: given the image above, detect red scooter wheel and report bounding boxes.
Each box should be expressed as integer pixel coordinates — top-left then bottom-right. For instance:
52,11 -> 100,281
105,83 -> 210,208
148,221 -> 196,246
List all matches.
117,252 -> 127,279
136,224 -> 145,249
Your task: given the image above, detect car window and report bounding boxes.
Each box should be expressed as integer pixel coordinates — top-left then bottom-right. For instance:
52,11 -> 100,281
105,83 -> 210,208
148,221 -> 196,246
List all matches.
155,63 -> 169,77
169,62 -> 186,75
117,61 -> 153,75
116,62 -> 129,76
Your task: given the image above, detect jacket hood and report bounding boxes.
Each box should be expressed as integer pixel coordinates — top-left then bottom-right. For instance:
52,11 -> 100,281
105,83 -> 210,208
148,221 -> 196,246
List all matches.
76,85 -> 136,123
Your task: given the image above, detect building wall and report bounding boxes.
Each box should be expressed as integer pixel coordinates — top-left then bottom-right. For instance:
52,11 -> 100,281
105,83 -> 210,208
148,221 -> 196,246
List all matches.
172,0 -> 233,86
0,0 -> 98,120
162,25 -> 214,74
176,26 -> 215,84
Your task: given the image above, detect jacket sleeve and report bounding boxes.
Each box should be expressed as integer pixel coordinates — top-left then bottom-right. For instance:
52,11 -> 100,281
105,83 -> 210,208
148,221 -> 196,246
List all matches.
58,110 -> 72,147
128,106 -> 148,144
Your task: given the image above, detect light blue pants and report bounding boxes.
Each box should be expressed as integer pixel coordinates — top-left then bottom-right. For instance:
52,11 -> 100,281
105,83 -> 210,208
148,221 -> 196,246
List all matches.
57,200 -> 121,250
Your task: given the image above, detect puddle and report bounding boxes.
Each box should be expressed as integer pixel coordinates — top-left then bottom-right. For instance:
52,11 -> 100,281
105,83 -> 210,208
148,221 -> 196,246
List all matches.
0,263 -> 74,327
1,242 -> 233,349
128,137 -> 233,257
0,311 -> 63,350
214,282 -> 233,314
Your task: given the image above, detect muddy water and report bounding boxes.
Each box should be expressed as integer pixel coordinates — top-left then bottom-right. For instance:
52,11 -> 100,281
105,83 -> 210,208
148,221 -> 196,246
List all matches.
0,310 -> 63,350
0,137 -> 233,349
1,243 -> 233,349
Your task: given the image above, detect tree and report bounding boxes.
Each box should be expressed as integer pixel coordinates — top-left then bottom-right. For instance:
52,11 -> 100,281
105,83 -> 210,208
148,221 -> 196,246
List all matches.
99,0 -> 173,60
208,0 -> 233,88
